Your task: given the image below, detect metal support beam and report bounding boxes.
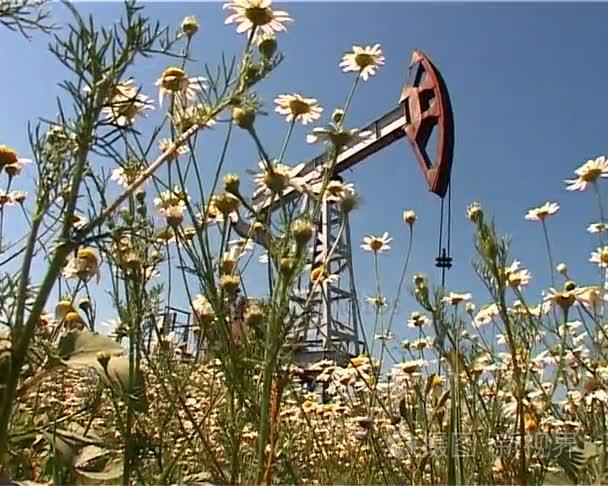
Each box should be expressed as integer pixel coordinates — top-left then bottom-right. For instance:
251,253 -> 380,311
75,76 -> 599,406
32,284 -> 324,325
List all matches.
290,193 -> 365,366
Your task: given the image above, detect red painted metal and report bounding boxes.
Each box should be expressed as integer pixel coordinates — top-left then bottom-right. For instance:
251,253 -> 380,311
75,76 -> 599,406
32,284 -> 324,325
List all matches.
400,50 -> 454,198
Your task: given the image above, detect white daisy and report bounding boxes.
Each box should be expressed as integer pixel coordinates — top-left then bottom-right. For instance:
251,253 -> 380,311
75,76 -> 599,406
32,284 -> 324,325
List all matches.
155,67 -> 207,107
253,160 -> 306,208
274,94 -> 323,125
306,124 -> 372,148
360,232 -> 392,254
566,156 -> 608,191
223,0 -> 292,35
102,79 -> 153,127
339,44 -> 385,81
525,202 -> 559,222
590,246 -> 608,268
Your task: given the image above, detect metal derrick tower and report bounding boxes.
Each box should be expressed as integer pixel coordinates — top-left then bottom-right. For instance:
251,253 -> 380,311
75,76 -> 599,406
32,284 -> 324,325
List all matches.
233,50 -> 455,366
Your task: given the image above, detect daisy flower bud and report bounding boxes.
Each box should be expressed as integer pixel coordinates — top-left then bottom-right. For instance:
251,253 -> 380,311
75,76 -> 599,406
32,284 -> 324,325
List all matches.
292,219 -> 313,248
219,274 -> 241,296
232,106 -> 255,129
213,192 -> 240,215
258,33 -> 278,59
556,263 -> 568,276
467,202 -> 483,223
223,173 -> 241,195
279,257 -> 296,275
414,274 -> 427,288
244,304 -> 265,328
339,190 -> 359,214
65,311 -> 85,330
181,16 -> 199,38
165,205 -> 184,227
403,210 -> 417,227
331,108 -> 345,124
220,254 -> 238,275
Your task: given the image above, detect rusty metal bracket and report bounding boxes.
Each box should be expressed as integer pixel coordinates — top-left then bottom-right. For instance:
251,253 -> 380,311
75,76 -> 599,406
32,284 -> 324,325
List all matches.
401,50 -> 454,198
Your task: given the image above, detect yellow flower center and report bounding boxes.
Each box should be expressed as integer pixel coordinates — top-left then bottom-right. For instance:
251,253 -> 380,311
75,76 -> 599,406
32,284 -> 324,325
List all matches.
55,300 -> 74,319
524,415 -> 538,433
288,99 -> 311,116
369,239 -> 383,252
183,226 -> 197,240
221,257 -> 238,275
350,354 -> 368,368
245,6 -> 273,26
213,193 -> 240,215
4,163 -> 21,177
77,248 -> 99,266
160,67 -> 187,92
431,375 -> 443,388
263,169 -> 289,193
326,181 -> 344,198
310,266 -> 328,283
601,250 -> 608,265
0,145 -> 18,166
508,274 -> 522,287
64,311 -> 84,325
583,167 -> 603,182
354,53 -> 374,69
553,291 -> 575,309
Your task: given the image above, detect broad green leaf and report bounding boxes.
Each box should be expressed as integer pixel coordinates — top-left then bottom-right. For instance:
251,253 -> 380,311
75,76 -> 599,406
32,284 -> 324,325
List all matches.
99,356 -> 148,412
41,430 -> 77,467
76,458 -> 123,482
75,445 -> 110,469
57,330 -> 123,369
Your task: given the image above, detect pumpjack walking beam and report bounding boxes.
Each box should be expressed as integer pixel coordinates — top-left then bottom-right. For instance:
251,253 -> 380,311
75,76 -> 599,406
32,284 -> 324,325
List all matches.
232,50 -> 455,363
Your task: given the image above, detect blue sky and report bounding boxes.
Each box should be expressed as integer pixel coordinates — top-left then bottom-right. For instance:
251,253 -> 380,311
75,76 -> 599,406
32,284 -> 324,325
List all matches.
2,2 -> 608,351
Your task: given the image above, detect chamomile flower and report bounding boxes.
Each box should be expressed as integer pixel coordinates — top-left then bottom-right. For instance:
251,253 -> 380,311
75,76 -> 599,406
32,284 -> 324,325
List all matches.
473,303 -> 499,327
441,292 -> 472,306
407,311 -> 429,328
153,187 -> 190,216
159,138 -> 190,160
306,124 -> 372,148
253,160 -> 306,208
102,79 -> 153,127
274,94 -> 323,125
0,191 -> 16,207
197,201 -> 238,227
590,246 -> 608,268
339,44 -> 385,81
63,248 -> 100,282
228,238 -> 255,254
525,202 -> 559,221
223,0 -> 292,35
0,145 -> 30,176
566,156 -> 608,191
504,260 -> 532,289
111,160 -> 148,188
360,232 -> 392,254
309,179 -> 355,202
192,294 -> 216,325
588,222 -> 608,234
155,67 -> 206,107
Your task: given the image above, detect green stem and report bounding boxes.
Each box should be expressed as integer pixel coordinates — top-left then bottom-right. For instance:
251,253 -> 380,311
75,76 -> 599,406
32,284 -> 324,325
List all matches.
541,219 -> 556,289
341,74 -> 361,126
